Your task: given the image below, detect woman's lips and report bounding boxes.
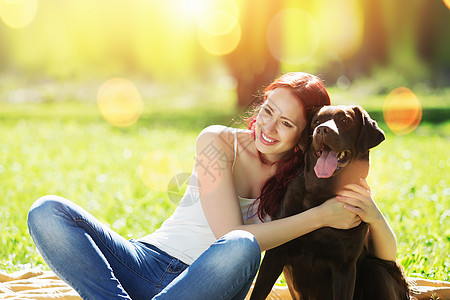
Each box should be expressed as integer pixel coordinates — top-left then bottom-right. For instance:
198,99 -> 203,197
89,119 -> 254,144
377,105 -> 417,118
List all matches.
260,130 -> 279,145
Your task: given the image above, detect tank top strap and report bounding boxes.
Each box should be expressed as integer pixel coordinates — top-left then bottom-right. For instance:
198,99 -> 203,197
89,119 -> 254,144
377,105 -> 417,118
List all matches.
232,128 -> 238,170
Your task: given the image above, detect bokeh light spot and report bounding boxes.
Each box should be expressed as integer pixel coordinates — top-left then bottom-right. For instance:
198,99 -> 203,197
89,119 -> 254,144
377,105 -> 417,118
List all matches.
97,78 -> 143,127
198,23 -> 241,56
443,0 -> 450,9
196,0 -> 238,35
267,8 -> 320,65
383,87 -> 423,135
139,151 -> 183,192
337,75 -> 351,90
317,0 -> 363,60
198,11 -> 238,36
0,0 -> 38,29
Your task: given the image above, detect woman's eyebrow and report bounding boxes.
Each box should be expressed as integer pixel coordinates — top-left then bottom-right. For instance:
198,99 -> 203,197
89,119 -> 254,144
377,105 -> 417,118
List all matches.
266,102 -> 295,124
280,115 -> 295,124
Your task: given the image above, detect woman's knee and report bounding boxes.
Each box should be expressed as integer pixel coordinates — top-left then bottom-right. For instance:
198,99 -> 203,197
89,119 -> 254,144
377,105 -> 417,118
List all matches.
220,230 -> 261,267
27,195 -> 69,232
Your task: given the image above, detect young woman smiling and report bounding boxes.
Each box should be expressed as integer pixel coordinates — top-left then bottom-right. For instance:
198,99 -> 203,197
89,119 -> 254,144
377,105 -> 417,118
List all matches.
27,72 -> 397,299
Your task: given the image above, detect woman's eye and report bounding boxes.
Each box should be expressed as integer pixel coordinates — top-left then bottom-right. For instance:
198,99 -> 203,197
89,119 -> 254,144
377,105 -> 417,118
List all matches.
264,108 -> 272,115
283,121 -> 293,128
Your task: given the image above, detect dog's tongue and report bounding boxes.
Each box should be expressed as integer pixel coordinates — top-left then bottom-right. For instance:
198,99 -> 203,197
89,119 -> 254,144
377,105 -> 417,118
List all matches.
314,149 -> 338,178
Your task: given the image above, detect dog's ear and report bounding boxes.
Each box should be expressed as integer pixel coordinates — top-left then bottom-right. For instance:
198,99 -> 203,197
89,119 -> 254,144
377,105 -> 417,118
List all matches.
298,106 -> 324,151
353,106 -> 385,153
298,129 -> 308,151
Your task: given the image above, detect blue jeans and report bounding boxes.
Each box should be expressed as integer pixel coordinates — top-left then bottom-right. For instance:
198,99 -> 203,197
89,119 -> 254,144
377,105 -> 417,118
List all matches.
27,196 -> 261,300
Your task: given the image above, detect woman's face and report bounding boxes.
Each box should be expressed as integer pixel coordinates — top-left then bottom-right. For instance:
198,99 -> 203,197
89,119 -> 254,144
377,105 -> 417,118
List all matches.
254,87 -> 307,162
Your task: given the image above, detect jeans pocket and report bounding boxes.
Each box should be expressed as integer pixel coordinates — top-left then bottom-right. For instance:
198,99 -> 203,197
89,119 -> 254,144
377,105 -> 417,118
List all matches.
167,258 -> 188,274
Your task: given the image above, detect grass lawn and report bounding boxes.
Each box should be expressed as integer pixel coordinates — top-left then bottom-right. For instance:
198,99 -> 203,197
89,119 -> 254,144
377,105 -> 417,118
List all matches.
0,88 -> 449,281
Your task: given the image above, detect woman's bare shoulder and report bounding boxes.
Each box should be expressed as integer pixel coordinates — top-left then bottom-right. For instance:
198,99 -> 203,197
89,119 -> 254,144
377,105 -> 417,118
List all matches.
197,125 -> 237,143
199,125 -> 232,135
196,125 -> 234,154
196,126 -> 252,158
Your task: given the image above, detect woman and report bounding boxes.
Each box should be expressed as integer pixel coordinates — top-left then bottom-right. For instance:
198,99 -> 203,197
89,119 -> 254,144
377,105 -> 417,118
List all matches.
27,72 -> 397,300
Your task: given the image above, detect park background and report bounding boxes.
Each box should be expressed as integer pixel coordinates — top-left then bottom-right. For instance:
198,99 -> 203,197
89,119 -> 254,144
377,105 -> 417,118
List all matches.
0,0 -> 449,283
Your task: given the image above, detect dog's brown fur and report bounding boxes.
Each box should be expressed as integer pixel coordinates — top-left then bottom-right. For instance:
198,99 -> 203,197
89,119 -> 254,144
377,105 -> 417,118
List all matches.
251,105 -> 409,300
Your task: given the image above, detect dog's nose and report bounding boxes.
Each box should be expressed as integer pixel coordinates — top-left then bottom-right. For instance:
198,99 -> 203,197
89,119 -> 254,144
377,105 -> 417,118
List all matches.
315,125 -> 330,135
315,120 -> 339,135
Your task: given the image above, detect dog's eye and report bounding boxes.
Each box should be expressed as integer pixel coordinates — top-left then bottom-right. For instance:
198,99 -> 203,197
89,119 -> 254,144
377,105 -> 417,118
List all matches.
341,117 -> 349,123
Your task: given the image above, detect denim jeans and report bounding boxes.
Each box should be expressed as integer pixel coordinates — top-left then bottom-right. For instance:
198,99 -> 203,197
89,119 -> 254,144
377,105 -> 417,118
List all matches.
27,196 -> 261,300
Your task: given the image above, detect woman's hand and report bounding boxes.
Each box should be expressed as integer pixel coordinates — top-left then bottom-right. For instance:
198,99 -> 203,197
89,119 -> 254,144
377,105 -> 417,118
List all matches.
336,178 -> 397,261
317,197 -> 362,230
336,178 -> 383,225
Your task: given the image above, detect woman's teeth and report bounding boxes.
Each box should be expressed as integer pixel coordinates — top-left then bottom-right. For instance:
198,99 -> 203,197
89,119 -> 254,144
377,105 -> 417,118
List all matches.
262,132 -> 275,143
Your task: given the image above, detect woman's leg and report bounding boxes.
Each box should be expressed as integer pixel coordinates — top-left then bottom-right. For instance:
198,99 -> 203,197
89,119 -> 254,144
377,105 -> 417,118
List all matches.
154,230 -> 261,300
27,195 -> 187,300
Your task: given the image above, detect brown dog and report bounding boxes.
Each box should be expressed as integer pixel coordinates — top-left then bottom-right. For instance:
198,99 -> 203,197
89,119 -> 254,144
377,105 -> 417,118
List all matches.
250,105 -> 409,300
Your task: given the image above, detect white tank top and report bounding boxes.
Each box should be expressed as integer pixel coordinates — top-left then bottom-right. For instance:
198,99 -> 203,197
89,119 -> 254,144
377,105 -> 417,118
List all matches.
138,129 -> 263,265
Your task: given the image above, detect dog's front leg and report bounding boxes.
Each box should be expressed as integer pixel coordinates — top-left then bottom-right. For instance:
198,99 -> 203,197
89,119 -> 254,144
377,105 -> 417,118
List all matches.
250,248 -> 285,300
331,262 -> 357,300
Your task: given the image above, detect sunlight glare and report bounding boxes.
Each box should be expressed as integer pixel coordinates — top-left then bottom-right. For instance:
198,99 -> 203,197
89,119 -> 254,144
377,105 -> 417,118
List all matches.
267,8 -> 320,65
317,0 -> 363,60
174,0 -> 208,19
0,0 -> 38,29
196,0 -> 238,36
383,87 -> 423,135
198,10 -> 237,36
443,0 -> 450,9
195,0 -> 240,56
97,78 -> 143,128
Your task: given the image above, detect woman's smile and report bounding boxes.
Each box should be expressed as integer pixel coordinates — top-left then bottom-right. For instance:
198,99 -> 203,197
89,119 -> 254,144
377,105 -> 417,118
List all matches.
260,130 -> 279,145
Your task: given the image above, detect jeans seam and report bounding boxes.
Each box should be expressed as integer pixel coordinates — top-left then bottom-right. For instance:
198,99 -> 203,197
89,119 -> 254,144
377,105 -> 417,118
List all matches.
136,242 -> 182,269
73,218 -> 159,286
155,259 -> 184,289
222,252 -> 259,299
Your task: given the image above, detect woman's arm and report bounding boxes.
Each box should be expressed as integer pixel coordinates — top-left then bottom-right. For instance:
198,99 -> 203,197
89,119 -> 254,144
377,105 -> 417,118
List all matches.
336,178 -> 397,261
196,126 -> 361,252
232,200 -> 362,251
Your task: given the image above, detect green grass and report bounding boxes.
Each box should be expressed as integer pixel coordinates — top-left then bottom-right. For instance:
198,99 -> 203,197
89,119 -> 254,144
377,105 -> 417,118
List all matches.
0,94 -> 449,281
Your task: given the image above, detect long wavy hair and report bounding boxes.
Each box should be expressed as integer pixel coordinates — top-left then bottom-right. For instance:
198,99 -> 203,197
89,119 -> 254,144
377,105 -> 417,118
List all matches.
246,72 -> 331,220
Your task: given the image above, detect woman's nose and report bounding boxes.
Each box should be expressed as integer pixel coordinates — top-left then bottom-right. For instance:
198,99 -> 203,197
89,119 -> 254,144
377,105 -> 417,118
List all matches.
264,119 -> 277,134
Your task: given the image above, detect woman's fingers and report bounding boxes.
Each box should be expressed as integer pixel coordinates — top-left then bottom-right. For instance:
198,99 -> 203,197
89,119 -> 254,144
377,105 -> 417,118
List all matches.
337,179 -> 383,226
358,178 -> 371,191
341,182 -> 371,197
342,202 -> 361,214
321,198 -> 363,229
337,195 -> 362,209
353,216 -> 362,227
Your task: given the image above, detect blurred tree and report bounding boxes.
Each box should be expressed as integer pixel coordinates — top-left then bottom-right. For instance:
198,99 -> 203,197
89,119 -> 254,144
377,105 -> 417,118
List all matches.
224,0 -> 283,109
417,0 -> 450,86
343,0 -> 389,80
320,0 -> 450,88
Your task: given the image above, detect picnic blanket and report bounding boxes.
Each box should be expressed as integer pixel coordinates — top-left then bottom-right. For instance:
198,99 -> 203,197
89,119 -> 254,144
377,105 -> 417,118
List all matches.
0,268 -> 80,299
1,268 -> 449,300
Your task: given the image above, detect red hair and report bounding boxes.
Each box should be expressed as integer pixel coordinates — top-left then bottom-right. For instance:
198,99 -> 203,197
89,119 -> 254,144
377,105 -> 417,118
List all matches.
246,72 -> 331,220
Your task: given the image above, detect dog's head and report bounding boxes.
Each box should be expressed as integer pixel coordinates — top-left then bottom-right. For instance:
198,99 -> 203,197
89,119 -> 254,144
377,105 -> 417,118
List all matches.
307,105 -> 385,179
